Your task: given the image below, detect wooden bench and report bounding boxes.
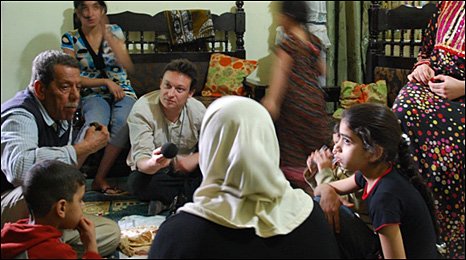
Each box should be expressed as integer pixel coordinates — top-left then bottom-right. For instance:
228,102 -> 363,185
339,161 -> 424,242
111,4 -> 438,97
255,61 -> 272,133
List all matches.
107,1 -> 260,107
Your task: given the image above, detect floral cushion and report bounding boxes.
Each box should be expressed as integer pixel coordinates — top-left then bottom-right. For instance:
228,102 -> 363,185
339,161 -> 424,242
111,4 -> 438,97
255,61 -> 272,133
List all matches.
202,53 -> 258,97
333,80 -> 388,119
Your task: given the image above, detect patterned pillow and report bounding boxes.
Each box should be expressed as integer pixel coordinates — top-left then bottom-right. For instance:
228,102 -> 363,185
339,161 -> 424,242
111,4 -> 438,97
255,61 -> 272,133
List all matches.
333,80 -> 388,119
202,53 -> 258,97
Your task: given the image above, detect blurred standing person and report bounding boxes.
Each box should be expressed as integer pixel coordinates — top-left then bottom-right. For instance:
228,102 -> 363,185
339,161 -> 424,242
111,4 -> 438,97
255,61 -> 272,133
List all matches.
262,1 -> 331,191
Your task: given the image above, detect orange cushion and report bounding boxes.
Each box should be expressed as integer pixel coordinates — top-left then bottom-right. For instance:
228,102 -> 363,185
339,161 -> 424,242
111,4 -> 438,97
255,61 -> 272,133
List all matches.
202,53 -> 257,97
333,80 -> 388,119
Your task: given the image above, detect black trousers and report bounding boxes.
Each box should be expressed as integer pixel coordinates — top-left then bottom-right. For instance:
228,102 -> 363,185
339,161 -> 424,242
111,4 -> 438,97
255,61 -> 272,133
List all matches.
127,167 -> 202,205
313,196 -> 381,259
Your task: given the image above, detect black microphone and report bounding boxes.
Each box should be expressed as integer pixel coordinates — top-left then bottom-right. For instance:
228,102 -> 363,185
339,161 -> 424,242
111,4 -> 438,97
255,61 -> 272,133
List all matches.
161,142 -> 178,159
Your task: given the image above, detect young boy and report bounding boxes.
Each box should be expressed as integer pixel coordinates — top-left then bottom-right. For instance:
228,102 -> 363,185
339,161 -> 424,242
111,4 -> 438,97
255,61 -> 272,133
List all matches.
1,160 -> 101,259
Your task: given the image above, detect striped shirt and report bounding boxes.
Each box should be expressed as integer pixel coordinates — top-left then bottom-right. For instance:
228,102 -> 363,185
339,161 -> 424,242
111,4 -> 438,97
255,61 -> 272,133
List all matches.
1,94 -> 77,187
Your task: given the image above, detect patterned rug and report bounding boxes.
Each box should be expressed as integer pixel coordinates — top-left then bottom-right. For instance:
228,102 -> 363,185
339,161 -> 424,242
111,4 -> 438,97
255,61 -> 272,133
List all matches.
83,179 -> 151,259
83,178 -> 176,258
83,191 -> 150,222
83,177 -> 151,222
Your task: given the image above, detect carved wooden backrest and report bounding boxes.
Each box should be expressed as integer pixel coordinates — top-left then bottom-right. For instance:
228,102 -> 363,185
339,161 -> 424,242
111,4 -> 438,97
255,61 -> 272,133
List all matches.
366,1 -> 437,105
103,1 -> 246,97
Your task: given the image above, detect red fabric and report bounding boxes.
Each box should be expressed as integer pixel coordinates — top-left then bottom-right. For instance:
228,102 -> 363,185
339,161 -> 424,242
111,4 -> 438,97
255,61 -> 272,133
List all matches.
1,219 -> 101,259
281,166 -> 308,189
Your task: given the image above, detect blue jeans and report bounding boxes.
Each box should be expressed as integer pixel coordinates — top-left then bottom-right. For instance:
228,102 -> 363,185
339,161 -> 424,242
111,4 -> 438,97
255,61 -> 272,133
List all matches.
313,196 -> 381,259
77,95 -> 136,148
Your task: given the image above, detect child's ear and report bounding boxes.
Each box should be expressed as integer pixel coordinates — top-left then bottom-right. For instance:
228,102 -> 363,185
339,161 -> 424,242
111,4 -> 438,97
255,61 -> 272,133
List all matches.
369,144 -> 384,163
55,199 -> 67,219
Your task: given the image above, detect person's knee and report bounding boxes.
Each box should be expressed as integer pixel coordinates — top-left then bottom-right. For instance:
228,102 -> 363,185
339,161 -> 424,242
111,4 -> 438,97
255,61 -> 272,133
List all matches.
81,98 -> 111,130
93,216 -> 121,257
109,124 -> 130,148
62,215 -> 120,257
113,96 -> 136,124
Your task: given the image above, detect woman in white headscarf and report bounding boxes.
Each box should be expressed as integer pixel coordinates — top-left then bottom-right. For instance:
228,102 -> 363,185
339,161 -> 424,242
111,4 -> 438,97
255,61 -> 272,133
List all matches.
149,96 -> 340,258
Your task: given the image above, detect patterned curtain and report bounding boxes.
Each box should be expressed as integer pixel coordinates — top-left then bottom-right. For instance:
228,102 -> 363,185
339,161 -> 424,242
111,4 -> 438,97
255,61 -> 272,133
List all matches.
326,1 -> 436,87
326,1 -> 370,87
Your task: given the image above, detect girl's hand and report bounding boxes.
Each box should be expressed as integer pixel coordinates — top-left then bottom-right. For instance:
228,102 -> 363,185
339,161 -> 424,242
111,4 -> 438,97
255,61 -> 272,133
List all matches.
105,79 -> 125,101
315,184 -> 343,233
313,147 -> 334,172
306,153 -> 318,177
428,75 -> 465,100
408,64 -> 435,85
100,13 -> 135,74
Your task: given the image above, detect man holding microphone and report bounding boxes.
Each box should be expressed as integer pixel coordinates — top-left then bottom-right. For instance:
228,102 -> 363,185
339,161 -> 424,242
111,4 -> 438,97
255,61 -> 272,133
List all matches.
126,59 -> 206,215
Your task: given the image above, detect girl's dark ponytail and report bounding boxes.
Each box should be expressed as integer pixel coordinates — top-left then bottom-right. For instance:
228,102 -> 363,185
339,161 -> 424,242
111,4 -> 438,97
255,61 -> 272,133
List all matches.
396,134 -> 439,238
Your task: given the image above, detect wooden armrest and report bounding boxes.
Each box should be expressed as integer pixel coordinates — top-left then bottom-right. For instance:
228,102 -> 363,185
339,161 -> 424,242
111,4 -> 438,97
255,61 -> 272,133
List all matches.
322,86 -> 340,103
243,78 -> 268,101
322,86 -> 340,115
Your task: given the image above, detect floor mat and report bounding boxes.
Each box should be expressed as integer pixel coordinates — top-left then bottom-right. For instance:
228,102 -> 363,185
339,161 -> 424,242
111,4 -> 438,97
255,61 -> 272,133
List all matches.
83,178 -> 167,259
83,195 -> 150,222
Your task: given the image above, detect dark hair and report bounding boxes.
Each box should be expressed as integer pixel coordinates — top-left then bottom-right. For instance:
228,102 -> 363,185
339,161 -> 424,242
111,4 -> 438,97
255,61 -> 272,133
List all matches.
342,103 -> 439,237
332,120 -> 340,134
280,1 -> 309,25
73,1 -> 107,13
28,50 -> 79,92
162,59 -> 198,92
22,160 -> 86,218
73,1 -> 108,28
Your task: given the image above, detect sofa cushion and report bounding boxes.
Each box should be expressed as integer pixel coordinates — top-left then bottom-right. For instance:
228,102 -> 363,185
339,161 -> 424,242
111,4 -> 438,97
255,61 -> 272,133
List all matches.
202,53 -> 257,97
333,80 -> 388,119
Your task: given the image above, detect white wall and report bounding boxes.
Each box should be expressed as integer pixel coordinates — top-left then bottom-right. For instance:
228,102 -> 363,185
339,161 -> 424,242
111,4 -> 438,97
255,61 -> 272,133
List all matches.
1,1 -> 277,103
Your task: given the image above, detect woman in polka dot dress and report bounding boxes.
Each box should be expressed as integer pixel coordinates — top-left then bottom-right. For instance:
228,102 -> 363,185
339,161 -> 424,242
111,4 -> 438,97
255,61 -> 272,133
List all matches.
392,1 -> 464,258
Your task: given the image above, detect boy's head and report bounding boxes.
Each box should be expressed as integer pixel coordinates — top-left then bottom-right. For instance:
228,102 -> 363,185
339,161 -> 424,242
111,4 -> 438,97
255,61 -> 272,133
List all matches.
23,160 -> 86,229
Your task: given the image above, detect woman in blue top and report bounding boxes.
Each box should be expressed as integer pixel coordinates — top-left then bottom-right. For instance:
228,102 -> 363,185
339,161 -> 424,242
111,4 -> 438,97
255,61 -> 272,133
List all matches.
61,1 -> 136,194
315,103 -> 439,259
